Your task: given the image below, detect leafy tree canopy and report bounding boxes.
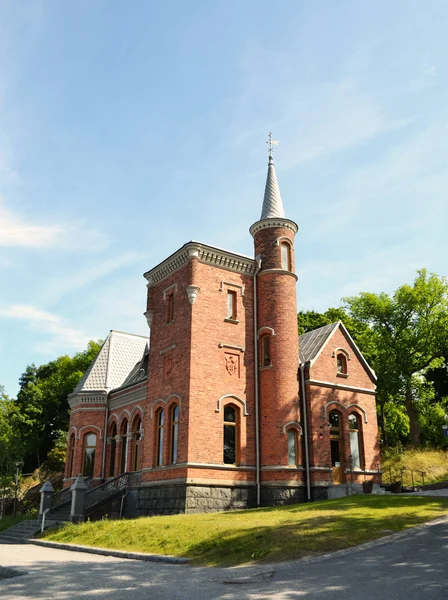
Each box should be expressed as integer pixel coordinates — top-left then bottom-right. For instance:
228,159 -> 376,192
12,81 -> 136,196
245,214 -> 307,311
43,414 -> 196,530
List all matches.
14,340 -> 102,471
343,269 -> 448,446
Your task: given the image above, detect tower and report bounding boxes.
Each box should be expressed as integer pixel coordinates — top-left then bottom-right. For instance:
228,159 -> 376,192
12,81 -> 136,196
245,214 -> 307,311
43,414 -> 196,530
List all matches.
250,136 -> 301,504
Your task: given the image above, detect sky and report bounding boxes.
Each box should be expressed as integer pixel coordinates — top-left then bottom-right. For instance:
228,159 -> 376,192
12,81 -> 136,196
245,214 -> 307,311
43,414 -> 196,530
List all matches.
1,1 -> 447,397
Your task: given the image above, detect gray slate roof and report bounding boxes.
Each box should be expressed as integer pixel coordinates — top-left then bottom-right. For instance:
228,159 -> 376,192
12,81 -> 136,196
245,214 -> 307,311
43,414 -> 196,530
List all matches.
118,345 -> 149,390
299,322 -> 339,364
260,156 -> 286,219
299,320 -> 376,382
71,330 -> 148,395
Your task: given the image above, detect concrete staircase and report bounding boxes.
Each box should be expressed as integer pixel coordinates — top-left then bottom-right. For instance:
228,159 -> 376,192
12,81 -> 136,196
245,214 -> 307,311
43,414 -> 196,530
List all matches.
0,519 -> 55,544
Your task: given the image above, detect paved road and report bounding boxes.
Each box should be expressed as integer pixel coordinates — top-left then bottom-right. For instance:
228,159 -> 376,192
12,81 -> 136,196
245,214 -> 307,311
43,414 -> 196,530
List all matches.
1,518 -> 447,599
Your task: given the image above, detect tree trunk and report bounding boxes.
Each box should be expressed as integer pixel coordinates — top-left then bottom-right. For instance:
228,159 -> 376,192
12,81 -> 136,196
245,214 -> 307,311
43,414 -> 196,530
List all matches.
380,399 -> 388,447
404,386 -> 420,446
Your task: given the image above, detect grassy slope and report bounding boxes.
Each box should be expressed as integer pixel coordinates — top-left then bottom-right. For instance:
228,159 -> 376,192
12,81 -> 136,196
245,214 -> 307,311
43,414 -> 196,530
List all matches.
42,495 -> 448,566
382,448 -> 448,486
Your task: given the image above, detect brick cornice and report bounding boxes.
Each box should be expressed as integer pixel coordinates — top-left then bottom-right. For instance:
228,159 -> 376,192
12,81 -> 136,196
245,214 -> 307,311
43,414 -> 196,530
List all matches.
144,241 -> 257,285
249,217 -> 298,238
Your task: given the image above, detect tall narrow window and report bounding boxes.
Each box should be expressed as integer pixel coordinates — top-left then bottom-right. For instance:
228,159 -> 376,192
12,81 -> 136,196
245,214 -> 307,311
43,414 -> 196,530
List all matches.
109,422 -> 117,477
288,430 -> 299,467
223,405 -> 237,464
120,419 -> 128,474
82,433 -> 97,478
166,293 -> 174,323
68,434 -> 75,478
261,335 -> 271,367
131,415 -> 142,472
156,409 -> 165,466
337,353 -> 347,374
227,290 -> 237,320
281,242 -> 291,271
170,405 -> 179,465
329,410 -> 344,484
349,413 -> 363,469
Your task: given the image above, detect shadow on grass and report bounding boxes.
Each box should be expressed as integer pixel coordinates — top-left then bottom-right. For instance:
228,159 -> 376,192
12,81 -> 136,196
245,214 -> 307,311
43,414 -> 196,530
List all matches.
1,519 -> 448,599
183,496 -> 448,566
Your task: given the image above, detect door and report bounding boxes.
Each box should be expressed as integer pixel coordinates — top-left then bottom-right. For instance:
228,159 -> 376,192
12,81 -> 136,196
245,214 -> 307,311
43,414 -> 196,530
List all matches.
330,438 -> 344,484
329,410 -> 344,484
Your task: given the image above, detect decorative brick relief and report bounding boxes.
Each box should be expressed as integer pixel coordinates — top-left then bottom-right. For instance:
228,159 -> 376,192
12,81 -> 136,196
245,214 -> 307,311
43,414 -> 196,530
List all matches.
224,352 -> 240,377
163,354 -> 174,380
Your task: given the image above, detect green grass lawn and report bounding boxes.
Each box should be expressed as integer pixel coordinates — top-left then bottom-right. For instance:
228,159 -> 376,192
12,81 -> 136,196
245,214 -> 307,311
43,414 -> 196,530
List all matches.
41,494 -> 448,566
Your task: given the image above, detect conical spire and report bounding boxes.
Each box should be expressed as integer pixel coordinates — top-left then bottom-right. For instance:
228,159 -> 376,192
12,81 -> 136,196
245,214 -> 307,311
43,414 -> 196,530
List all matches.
260,139 -> 285,220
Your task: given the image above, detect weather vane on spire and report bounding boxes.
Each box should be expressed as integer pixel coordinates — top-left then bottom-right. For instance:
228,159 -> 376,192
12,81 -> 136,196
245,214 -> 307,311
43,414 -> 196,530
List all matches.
266,132 -> 279,159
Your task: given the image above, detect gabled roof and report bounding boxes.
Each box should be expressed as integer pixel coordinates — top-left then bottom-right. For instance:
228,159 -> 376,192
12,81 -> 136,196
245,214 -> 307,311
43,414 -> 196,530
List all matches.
70,330 -> 148,396
299,322 -> 339,364
115,344 -> 149,391
299,320 -> 376,382
260,156 -> 285,219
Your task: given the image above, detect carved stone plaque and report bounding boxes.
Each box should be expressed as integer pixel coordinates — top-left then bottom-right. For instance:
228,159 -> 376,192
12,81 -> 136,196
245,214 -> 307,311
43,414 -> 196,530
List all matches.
224,352 -> 240,377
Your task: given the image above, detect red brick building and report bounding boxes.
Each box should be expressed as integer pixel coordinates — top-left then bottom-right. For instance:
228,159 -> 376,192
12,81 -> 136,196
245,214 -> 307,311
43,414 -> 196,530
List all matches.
65,151 -> 381,514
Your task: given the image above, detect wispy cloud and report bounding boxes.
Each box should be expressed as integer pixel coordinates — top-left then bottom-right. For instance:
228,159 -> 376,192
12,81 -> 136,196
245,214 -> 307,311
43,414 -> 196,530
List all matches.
0,203 -> 63,248
0,304 -> 91,353
0,198 -> 110,252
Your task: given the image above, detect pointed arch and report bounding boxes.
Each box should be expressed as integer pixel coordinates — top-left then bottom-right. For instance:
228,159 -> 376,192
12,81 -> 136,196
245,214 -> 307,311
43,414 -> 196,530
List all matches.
215,394 -> 249,416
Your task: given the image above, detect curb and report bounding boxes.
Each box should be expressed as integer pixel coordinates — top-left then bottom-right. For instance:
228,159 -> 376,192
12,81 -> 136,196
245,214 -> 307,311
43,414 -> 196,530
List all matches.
29,539 -> 189,564
29,514 -> 448,570
261,514 -> 448,569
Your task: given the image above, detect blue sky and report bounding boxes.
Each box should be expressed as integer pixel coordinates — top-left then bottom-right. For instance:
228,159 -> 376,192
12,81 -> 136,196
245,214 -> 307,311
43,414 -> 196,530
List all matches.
1,1 -> 447,396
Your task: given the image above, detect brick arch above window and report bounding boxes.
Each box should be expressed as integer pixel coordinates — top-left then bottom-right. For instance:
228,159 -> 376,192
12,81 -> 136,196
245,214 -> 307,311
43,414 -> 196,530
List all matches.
149,393 -> 182,419
107,413 -> 119,427
332,347 -> 351,360
130,405 -> 145,420
215,394 -> 249,416
322,401 -> 368,424
257,326 -> 275,338
281,421 -> 303,435
117,409 -> 131,425
275,236 -> 294,248
69,426 -> 78,439
79,424 -> 103,440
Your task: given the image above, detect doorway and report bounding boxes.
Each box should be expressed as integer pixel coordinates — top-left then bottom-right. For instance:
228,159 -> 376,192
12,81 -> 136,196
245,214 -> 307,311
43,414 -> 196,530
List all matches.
329,410 -> 344,484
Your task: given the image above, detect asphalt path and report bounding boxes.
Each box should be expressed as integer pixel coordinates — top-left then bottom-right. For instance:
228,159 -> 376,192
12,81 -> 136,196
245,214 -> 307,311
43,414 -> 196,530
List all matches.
0,517 -> 447,599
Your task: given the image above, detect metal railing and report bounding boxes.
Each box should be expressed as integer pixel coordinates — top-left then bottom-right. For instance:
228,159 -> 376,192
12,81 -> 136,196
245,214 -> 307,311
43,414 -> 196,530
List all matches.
84,472 -> 141,509
382,467 -> 426,489
50,478 -> 92,509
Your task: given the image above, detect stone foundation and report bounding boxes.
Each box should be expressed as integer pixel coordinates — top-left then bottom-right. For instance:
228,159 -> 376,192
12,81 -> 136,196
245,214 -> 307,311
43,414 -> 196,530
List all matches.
260,485 -> 306,507
130,483 -> 258,517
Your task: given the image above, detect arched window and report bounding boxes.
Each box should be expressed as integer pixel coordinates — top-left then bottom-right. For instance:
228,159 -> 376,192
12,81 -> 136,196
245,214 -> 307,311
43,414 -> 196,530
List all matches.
68,433 -> 76,478
156,409 -> 165,466
131,415 -> 142,472
337,353 -> 347,375
261,335 -> 271,367
119,419 -> 128,474
281,242 -> 291,271
287,430 -> 299,467
170,405 -> 179,465
108,422 -> 117,477
82,433 -> 97,478
349,413 -> 363,470
223,404 -> 238,465
329,410 -> 344,484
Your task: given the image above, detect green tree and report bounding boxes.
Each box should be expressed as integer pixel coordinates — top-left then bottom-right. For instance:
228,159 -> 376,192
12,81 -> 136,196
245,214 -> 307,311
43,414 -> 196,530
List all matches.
15,340 -> 102,471
0,389 -> 22,488
344,270 -> 448,446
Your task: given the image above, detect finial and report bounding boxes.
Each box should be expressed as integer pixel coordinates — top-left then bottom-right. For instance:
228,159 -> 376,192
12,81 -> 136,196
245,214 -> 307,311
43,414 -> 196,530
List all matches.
266,132 -> 279,162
